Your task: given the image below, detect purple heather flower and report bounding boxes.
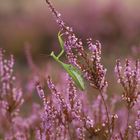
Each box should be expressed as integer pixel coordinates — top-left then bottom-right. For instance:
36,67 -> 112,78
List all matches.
135,110 -> 140,139
0,49 -> 41,140
115,59 -> 140,107
0,49 -> 24,116
76,127 -> 85,140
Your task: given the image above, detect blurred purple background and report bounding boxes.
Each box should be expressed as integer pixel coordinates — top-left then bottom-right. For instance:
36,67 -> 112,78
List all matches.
1,0 -> 140,56
0,0 -> 140,93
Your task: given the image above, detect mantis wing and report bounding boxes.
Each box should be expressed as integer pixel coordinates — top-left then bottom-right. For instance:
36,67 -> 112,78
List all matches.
61,62 -> 85,91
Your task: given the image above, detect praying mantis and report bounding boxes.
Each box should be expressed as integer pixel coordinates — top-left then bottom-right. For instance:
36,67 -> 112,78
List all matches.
50,32 -> 85,91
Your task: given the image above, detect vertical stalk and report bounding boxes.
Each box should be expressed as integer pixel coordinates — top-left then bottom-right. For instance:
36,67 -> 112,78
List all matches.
127,108 -> 130,130
99,91 -> 111,139
124,106 -> 130,140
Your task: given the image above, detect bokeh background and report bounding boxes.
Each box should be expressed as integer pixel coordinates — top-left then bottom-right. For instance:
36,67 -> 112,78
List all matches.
0,0 -> 140,95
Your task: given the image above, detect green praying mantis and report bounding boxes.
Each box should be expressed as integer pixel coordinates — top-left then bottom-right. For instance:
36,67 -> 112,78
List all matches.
50,32 -> 85,91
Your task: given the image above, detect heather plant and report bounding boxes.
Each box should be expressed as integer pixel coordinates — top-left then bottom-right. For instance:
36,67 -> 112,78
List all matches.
0,48 -> 24,139
0,0 -> 140,140
0,49 -> 41,140
35,0 -> 140,140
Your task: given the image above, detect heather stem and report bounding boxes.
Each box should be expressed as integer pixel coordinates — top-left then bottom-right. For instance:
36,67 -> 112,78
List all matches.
125,106 -> 131,140
45,0 -> 73,34
127,108 -> 130,130
99,91 -> 111,139
45,0 -> 59,19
